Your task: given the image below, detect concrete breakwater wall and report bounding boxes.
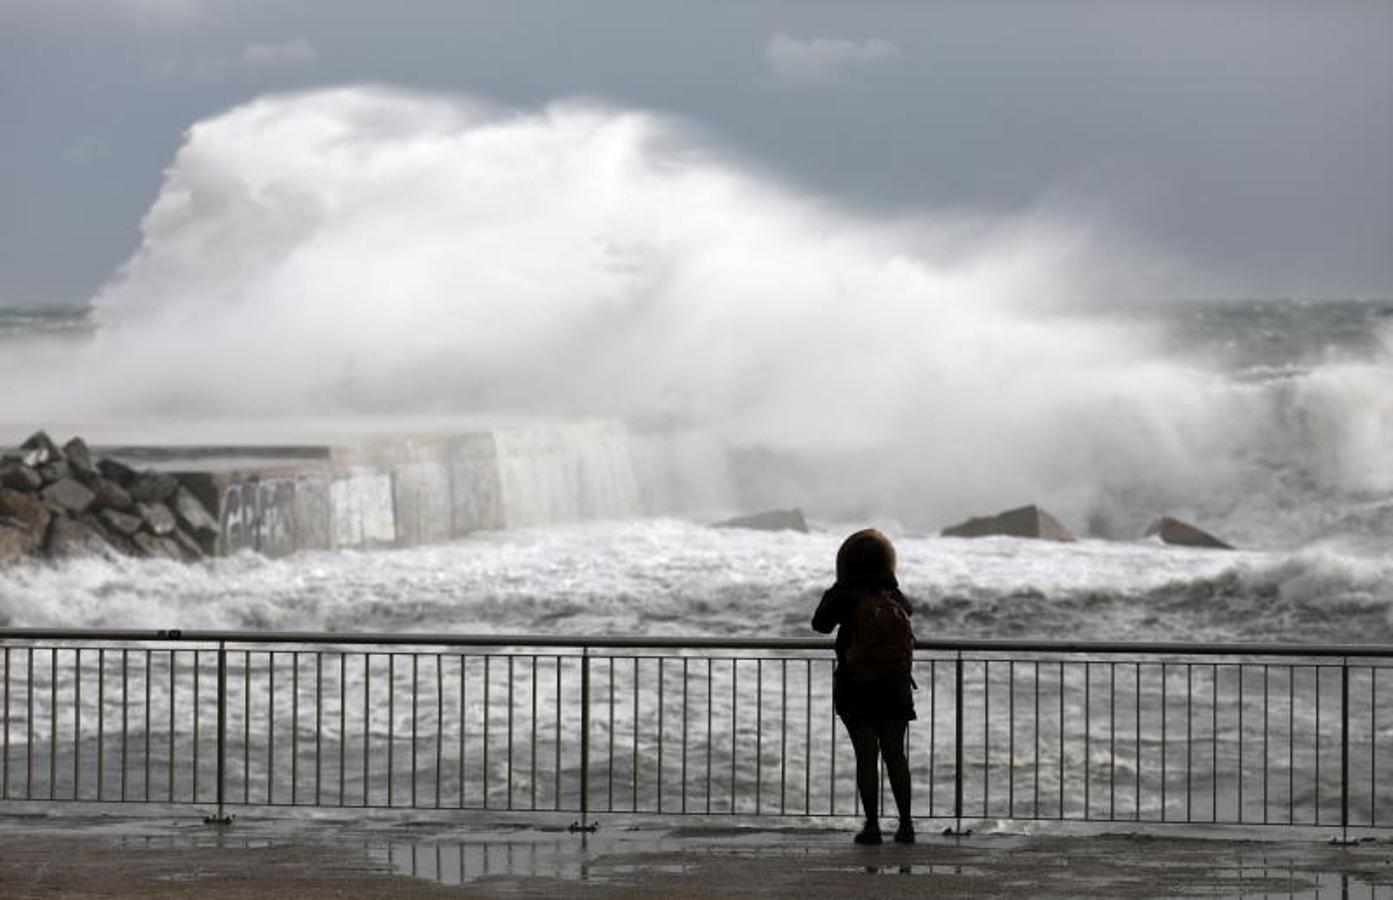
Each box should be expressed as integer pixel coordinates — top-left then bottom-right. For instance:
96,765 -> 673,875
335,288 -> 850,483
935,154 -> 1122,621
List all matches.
4,421 -> 690,562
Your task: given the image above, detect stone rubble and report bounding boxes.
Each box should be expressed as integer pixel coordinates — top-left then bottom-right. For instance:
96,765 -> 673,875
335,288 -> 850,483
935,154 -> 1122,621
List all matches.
0,430 -> 221,567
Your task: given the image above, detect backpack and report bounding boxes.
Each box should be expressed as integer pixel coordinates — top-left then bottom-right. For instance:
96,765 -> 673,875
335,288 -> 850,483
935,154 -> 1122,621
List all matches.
844,591 -> 915,684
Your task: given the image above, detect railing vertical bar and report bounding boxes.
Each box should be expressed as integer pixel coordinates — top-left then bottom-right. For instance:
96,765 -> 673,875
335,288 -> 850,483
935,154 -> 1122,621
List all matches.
121,649 -> 128,802
1084,662 -> 1090,820
732,659 -> 739,815
1058,661 -> 1064,820
1263,664 -> 1269,824
579,648 -> 591,826
480,654 -> 487,810
468,654 -> 473,813
49,649 -> 57,801
363,654 -> 371,808
683,658 -> 690,814
192,650 -> 200,803
414,654 -> 421,809
388,653 -> 396,808
73,649 -> 82,800
1,646 -> 7,800
707,659 -> 714,814
291,650 -> 299,806
267,652 -> 274,805
1008,659 -> 1015,818
26,649 -> 34,799
608,657 -> 616,812
97,648 -> 105,801
1315,666 -> 1322,824
658,658 -> 666,812
215,641 -> 226,821
778,659 -> 785,816
829,659 -> 837,816
168,650 -> 175,803
1034,660 -> 1040,818
315,651 -> 323,807
1341,660 -> 1349,841
953,652 -> 963,831
634,656 -> 640,812
1161,663 -> 1167,822
755,658 -> 762,815
1186,662 -> 1192,823
142,650 -> 149,802
553,656 -> 561,810
340,653 -> 346,807
928,659 -> 936,818
505,655 -> 512,810
243,651 -> 250,805
1110,662 -> 1116,822
1134,662 -> 1140,822
1211,665 -> 1218,823
1242,663 -> 1253,824
529,655 -> 537,811
804,658 -> 812,815
1289,665 -> 1295,825
983,660 -> 990,817
1372,667 -> 1378,828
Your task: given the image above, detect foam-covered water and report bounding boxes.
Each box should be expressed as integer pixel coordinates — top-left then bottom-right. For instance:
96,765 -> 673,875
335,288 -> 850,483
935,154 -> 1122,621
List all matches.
3,520 -> 1391,646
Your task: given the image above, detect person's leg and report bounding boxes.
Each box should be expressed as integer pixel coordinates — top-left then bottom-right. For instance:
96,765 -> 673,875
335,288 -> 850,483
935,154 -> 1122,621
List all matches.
875,717 -> 914,842
841,715 -> 883,843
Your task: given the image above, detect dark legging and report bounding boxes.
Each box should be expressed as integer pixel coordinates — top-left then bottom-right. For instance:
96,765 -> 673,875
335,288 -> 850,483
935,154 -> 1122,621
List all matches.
842,715 -> 911,825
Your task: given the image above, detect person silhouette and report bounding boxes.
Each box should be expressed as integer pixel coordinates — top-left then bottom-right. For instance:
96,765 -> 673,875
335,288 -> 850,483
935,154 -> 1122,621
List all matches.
812,528 -> 916,845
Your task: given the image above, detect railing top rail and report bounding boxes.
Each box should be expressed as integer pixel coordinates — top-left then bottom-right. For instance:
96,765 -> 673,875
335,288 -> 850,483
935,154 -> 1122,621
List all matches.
2,627 -> 1392,658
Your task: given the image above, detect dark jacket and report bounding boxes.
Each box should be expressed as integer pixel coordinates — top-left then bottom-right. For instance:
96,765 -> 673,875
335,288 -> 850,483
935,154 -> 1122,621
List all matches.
812,582 -> 916,721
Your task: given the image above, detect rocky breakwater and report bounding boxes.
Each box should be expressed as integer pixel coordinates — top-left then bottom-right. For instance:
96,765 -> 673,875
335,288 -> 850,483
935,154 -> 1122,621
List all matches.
0,431 -> 220,566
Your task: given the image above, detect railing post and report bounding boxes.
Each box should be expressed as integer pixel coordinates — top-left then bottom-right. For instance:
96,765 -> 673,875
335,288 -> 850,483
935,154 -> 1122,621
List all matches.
946,651 -> 969,836
570,647 -> 596,833
204,641 -> 231,825
1341,660 -> 1350,843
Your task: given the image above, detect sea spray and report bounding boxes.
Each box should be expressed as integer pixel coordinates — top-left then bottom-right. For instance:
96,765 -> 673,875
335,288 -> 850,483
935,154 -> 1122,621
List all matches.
0,87 -> 1386,542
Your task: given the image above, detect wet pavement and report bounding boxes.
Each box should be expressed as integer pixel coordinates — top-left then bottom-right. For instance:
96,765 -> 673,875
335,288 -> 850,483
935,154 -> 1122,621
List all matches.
2,813 -> 1393,897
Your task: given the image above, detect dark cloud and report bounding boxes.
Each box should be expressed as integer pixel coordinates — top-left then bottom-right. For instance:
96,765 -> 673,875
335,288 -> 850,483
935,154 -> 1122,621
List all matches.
1,0 -> 1390,306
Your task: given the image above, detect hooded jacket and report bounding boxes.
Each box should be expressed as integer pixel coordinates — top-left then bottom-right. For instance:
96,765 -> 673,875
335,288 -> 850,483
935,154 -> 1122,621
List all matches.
811,529 -> 917,720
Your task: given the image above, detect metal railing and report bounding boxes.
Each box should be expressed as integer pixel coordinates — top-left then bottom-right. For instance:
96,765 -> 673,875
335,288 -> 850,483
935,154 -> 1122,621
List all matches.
1,628 -> 1390,837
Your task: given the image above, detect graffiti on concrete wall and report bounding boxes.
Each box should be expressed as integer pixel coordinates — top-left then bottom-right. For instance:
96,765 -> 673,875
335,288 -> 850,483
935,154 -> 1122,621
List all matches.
219,479 -> 297,557
329,472 -> 396,548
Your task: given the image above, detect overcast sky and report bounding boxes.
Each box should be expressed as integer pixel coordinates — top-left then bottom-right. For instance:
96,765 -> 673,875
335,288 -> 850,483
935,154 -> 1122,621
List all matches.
2,0 -> 1390,308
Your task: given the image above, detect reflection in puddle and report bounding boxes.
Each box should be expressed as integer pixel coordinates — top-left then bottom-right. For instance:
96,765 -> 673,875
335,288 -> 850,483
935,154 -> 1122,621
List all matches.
369,837 -> 586,885
105,832 -> 1393,896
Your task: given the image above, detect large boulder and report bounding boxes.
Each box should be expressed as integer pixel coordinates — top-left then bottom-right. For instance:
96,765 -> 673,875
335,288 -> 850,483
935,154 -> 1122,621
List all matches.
1144,516 -> 1234,550
19,430 -> 62,468
170,486 -> 220,545
712,508 -> 809,533
98,508 -> 144,536
0,487 -> 52,537
97,457 -> 138,486
137,501 -> 178,536
0,462 -> 42,492
38,460 -> 70,485
62,437 -> 97,480
942,504 -> 1077,542
129,472 -> 180,504
40,477 -> 97,516
0,523 -> 36,565
92,479 -> 136,512
132,530 -> 183,561
46,515 -> 118,559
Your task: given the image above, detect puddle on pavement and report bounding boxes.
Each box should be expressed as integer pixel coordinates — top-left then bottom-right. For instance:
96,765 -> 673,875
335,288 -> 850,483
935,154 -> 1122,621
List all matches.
1186,865 -> 1393,899
368,837 -> 588,885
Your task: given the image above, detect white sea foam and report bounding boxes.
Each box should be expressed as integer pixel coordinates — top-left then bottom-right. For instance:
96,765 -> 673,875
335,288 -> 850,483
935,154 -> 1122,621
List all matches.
4,519 -> 1389,644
